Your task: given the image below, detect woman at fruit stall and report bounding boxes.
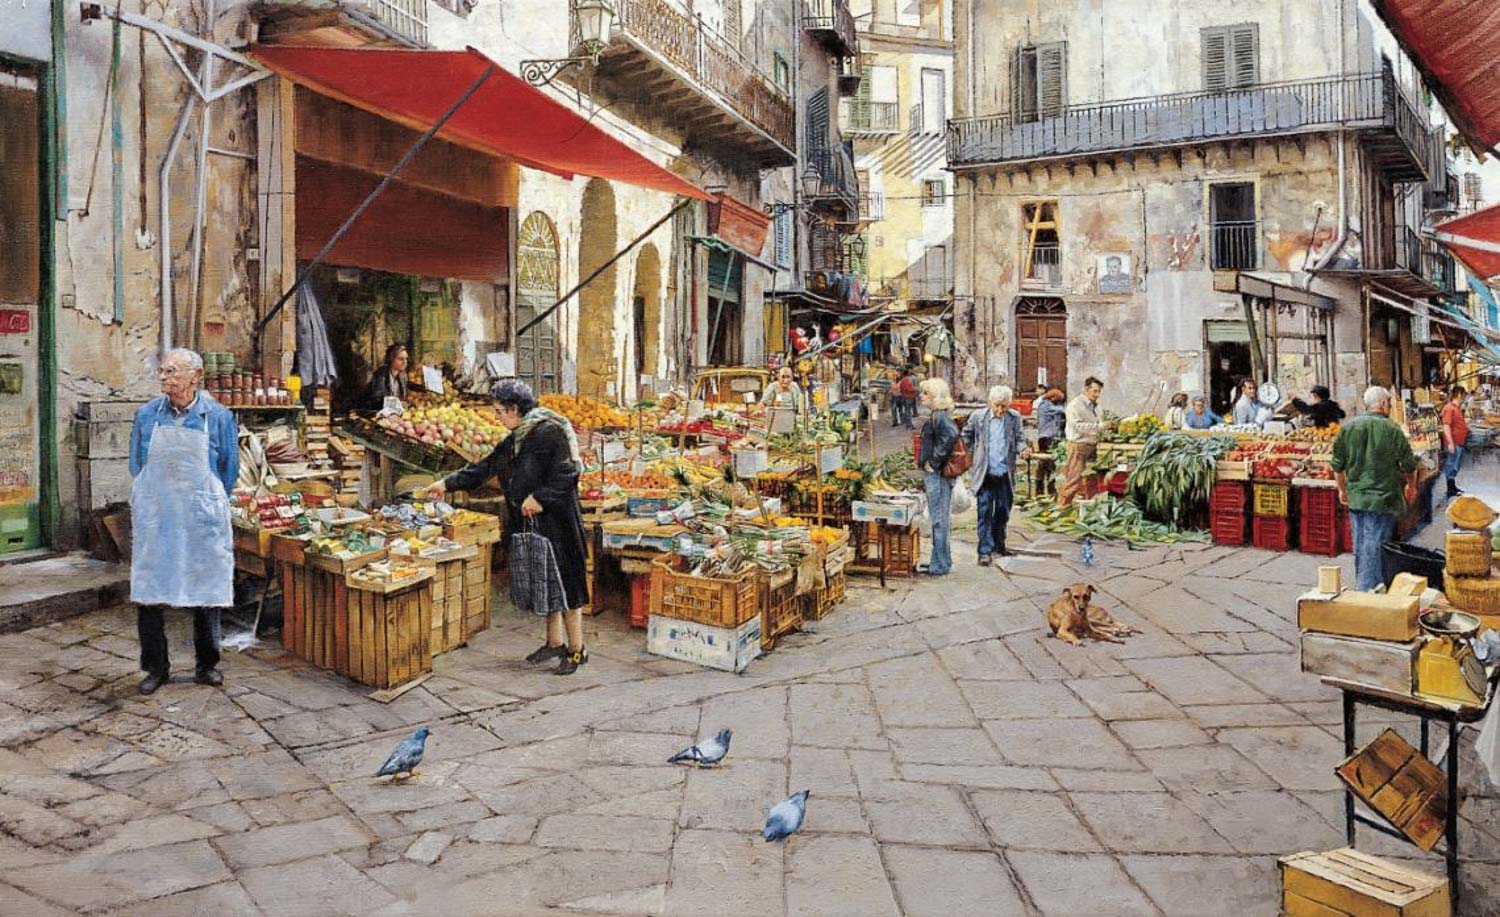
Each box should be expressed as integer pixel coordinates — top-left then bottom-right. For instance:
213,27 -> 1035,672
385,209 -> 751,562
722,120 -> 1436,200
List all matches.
916,377 -> 959,577
1183,396 -> 1221,430
422,379 -> 592,675
361,343 -> 409,412
1164,392 -> 1189,430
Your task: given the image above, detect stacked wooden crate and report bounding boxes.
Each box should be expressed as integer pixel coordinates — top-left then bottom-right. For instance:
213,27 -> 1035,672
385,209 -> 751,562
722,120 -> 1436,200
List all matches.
421,543 -> 480,654
304,388 -> 332,469
443,514 -> 501,640
328,434 -> 366,505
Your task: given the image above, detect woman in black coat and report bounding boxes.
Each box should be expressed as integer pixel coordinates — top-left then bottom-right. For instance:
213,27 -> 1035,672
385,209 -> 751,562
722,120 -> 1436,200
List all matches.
424,379 -> 592,674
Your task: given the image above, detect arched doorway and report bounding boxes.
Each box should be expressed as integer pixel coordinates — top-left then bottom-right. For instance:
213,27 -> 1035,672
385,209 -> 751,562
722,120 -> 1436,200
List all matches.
1015,297 -> 1067,393
578,180 -> 618,398
633,244 -> 662,379
516,212 -> 561,393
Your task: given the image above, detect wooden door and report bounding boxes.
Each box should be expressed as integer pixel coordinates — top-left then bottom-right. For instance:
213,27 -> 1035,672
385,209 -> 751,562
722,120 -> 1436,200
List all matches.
1016,314 -> 1067,392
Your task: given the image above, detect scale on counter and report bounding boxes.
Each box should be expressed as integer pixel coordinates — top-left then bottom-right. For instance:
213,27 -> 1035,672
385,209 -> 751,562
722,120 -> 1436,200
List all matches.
1415,610 -> 1488,706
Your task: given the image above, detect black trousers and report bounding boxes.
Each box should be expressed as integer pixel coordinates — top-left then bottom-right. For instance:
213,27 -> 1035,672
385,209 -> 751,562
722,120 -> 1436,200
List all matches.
137,605 -> 221,675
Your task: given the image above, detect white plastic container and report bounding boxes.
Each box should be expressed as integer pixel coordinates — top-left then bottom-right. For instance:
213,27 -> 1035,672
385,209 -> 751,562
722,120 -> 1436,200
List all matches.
647,614 -> 762,673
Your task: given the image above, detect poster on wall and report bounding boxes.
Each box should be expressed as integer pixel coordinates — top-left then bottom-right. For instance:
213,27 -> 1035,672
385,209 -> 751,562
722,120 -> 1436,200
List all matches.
1096,254 -> 1133,294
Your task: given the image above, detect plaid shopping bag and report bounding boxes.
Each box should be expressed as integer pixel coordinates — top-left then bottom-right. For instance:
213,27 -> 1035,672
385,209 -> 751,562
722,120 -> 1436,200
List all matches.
508,521 -> 569,615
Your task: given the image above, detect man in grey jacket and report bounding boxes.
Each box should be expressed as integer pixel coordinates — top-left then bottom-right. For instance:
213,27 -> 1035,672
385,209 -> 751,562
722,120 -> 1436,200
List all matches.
963,385 -> 1024,565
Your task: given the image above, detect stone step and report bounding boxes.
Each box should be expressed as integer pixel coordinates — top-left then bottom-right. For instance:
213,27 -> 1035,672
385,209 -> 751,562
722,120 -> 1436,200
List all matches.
0,552 -> 129,633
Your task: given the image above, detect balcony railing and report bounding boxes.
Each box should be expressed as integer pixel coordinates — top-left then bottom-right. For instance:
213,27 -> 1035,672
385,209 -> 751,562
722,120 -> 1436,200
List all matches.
907,275 -> 951,300
803,0 -> 857,58
859,191 -> 883,222
948,71 -> 1433,180
841,99 -> 900,133
1210,221 -> 1260,271
253,0 -> 428,47
609,0 -> 795,153
807,146 -> 860,219
1397,227 -> 1457,294
369,0 -> 427,45
1021,243 -> 1061,289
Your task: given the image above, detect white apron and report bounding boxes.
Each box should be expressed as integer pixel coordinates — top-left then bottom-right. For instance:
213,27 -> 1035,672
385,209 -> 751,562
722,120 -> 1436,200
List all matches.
130,419 -> 234,607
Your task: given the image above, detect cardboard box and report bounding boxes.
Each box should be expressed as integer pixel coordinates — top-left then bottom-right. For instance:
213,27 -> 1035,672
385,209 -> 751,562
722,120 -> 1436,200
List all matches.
851,496 -> 923,527
646,613 -> 761,673
1336,729 -> 1448,852
1300,633 -> 1419,694
1281,848 -> 1449,916
1297,591 -> 1421,642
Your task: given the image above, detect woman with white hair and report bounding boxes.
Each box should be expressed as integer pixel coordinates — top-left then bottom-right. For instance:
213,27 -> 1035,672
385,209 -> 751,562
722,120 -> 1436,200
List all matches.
962,385 -> 1024,564
916,378 -> 959,576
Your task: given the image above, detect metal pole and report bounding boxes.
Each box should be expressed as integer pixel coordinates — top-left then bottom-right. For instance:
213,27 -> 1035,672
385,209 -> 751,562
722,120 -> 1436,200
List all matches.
253,64 -> 497,353
159,94 -> 198,353
188,3 -> 214,351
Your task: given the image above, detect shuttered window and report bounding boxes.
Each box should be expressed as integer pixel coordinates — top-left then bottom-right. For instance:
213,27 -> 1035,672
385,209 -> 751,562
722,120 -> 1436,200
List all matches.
773,210 -> 792,269
1202,24 -> 1259,92
806,87 -> 830,154
1013,43 -> 1066,123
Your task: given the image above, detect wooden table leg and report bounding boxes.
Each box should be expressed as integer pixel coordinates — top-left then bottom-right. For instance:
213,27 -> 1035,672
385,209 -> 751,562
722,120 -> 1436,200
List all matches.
1342,690 -> 1357,847
1445,713 -> 1460,909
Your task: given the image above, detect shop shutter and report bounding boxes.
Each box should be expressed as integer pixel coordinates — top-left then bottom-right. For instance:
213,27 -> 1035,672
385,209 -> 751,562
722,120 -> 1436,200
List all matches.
708,250 -> 742,302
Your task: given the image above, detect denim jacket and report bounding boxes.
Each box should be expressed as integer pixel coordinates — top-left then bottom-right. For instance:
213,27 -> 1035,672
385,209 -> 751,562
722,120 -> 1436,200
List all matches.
129,393 -> 240,495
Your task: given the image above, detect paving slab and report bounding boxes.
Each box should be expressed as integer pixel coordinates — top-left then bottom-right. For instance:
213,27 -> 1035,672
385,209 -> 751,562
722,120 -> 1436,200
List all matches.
983,718 -> 1139,770
214,813 -> 373,869
864,783 -> 989,847
1007,849 -> 1158,916
1068,791 -> 1235,854
883,846 -> 1029,917
1120,853 -> 1282,917
970,789 -> 1102,851
959,678 -> 1094,719
786,835 -> 899,917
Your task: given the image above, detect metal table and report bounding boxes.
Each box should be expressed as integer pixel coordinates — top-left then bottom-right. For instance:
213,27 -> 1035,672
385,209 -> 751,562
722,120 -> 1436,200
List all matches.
1322,674 -> 1496,910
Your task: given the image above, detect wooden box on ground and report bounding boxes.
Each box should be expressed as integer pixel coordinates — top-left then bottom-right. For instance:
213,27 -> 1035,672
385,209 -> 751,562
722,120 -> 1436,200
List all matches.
759,568 -> 801,650
650,554 -> 759,627
1280,848 -> 1449,916
344,570 -> 435,690
1300,633 -> 1419,694
1297,591 -> 1421,642
804,570 -> 846,621
461,543 -> 494,640
1335,728 -> 1448,852
273,536 -> 386,671
848,522 -> 919,578
645,613 -> 762,673
414,543 -> 479,655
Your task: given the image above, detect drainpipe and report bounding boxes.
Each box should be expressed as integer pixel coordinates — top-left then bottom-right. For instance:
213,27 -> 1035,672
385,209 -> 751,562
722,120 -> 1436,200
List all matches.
187,1 -> 215,351
159,93 -> 198,354
1308,0 -> 1349,276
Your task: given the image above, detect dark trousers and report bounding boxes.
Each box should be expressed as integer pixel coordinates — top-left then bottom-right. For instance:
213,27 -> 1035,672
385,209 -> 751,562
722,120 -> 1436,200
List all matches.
137,605 -> 221,676
976,471 -> 1014,556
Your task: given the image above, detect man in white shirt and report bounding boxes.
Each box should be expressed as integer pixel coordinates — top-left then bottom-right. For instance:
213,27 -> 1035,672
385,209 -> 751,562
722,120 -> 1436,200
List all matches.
1232,380 -> 1268,427
1058,376 -> 1108,508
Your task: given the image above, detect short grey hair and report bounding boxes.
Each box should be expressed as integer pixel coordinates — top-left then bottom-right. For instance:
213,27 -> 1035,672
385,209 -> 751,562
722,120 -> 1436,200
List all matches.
1363,385 -> 1393,410
162,348 -> 203,371
988,384 -> 1014,403
489,378 -> 537,414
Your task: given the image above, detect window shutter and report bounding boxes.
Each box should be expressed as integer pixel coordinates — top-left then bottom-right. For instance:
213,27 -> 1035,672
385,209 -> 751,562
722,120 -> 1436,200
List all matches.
806,87 -> 830,154
1202,27 -> 1228,92
1037,43 -> 1066,117
1230,24 -> 1259,88
1013,46 -> 1036,121
774,212 -> 791,269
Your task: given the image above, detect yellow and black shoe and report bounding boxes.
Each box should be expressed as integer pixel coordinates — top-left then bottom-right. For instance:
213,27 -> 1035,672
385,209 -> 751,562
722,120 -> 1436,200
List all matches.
556,647 -> 589,676
526,642 -> 566,664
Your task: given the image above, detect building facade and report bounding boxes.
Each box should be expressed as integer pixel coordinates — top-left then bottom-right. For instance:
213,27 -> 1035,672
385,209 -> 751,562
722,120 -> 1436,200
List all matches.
948,0 -> 1457,411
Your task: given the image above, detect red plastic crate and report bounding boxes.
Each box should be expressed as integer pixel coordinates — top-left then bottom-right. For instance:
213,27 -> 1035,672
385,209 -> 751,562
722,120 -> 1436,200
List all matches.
1211,481 -> 1249,513
1210,509 -> 1248,546
1298,486 -> 1339,522
1253,515 -> 1294,552
629,572 -> 653,628
1298,519 -> 1341,556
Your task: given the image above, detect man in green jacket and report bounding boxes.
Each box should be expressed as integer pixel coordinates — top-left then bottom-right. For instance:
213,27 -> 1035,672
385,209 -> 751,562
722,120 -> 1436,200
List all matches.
1331,386 -> 1420,591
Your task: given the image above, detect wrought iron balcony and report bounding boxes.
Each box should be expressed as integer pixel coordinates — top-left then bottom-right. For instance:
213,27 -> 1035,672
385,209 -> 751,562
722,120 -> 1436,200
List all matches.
1396,227 -> 1456,295
806,146 -> 860,222
841,99 -> 900,133
1209,221 -> 1260,271
804,0 -> 857,59
1020,243 -> 1061,289
948,71 -> 1433,181
586,0 -> 796,166
251,0 -> 429,48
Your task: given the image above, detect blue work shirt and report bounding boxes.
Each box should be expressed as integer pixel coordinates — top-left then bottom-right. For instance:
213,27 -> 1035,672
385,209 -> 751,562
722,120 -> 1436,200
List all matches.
987,410 -> 1015,476
129,392 -> 240,495
1184,408 -> 1221,430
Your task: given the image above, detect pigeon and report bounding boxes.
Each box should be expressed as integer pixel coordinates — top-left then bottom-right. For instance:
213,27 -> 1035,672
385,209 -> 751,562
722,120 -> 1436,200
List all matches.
1080,535 -> 1096,567
376,726 -> 430,780
667,728 -> 732,767
762,790 -> 810,842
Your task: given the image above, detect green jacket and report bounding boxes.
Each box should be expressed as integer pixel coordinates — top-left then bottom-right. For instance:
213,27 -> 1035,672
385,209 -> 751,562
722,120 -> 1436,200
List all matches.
1331,412 -> 1419,515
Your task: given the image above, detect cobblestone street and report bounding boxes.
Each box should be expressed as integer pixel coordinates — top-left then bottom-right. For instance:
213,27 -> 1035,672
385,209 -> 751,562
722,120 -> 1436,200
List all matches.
2,529 -> 1498,916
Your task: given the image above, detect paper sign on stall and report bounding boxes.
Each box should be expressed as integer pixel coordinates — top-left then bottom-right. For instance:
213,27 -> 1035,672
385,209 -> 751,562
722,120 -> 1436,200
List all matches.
486,352 -> 515,378
422,366 -> 445,392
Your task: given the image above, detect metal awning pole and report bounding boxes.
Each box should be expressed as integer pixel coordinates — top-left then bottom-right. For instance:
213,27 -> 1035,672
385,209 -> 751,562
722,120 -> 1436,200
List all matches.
252,64 -> 497,357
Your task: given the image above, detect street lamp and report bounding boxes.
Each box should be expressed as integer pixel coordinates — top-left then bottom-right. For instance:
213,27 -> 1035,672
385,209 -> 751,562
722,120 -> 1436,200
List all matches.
521,0 -> 616,86
846,235 -> 867,259
801,163 -> 823,199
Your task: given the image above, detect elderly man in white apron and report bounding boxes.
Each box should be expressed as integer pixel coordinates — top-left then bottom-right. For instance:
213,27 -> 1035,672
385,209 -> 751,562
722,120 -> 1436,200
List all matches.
128,348 -> 239,695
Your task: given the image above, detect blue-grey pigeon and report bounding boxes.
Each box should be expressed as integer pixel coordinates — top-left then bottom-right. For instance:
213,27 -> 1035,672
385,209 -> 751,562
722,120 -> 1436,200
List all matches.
376,726 -> 429,779
762,790 -> 809,841
667,728 -> 732,767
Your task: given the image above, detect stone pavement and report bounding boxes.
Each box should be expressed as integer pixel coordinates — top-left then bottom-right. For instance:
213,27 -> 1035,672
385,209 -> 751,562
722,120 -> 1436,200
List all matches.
2,528 -> 1498,916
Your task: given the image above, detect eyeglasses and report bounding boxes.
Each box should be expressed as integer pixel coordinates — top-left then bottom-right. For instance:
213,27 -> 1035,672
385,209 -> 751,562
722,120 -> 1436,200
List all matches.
157,367 -> 195,378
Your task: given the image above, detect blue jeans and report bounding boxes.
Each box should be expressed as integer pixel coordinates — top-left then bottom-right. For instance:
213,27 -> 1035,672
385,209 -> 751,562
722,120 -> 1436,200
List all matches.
924,470 -> 953,575
1443,445 -> 1465,488
976,471 -> 1014,556
1349,510 -> 1396,592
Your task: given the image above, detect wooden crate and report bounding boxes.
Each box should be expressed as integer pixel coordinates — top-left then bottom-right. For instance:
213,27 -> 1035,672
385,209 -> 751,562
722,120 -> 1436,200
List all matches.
443,512 -> 502,547
1335,728 -> 1448,852
848,523 -> 920,578
803,570 -> 846,621
759,569 -> 801,650
1280,849 -> 1449,916
232,525 -> 275,577
462,543 -> 494,639
650,554 -> 759,628
276,541 -> 386,671
344,571 -> 435,690
416,544 -> 479,655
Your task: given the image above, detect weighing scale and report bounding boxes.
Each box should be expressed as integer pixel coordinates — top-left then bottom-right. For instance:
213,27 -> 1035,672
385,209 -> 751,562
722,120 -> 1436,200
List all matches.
1415,610 -> 1488,706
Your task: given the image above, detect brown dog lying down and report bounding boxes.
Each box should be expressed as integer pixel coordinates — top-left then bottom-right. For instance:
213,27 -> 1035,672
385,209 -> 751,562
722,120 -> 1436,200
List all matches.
1046,582 -> 1139,645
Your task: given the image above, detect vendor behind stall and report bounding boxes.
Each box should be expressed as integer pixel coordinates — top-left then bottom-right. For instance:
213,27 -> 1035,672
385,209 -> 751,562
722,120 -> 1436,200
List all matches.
1306,385 -> 1346,428
361,343 -> 409,412
762,366 -> 806,415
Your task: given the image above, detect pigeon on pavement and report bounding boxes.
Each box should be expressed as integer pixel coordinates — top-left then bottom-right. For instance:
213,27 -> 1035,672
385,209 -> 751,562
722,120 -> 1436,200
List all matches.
376,726 -> 430,779
1080,535 -> 1096,567
667,728 -> 732,767
762,790 -> 809,841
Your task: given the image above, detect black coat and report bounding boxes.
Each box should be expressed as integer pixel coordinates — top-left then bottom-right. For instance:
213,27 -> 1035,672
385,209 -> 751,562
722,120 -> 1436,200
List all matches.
361,370 -> 408,412
443,419 -> 590,611
918,409 -> 958,473
1307,399 -> 1346,428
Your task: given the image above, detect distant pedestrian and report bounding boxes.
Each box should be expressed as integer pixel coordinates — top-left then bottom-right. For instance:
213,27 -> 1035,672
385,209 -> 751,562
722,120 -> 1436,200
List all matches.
1058,376 -> 1107,508
1332,386 -> 1419,592
1034,387 -> 1067,496
916,378 -> 959,577
964,385 -> 1023,564
1184,395 -> 1221,430
893,367 -> 918,430
1440,385 -> 1469,499
129,348 -> 238,695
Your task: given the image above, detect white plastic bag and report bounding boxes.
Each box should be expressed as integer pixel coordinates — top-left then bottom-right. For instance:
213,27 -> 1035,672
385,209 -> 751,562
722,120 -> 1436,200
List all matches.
1477,690 -> 1500,788
950,477 -> 974,515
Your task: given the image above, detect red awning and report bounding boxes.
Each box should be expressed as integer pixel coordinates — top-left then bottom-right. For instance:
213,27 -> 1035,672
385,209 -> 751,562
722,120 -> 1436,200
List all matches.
1435,202 -> 1500,282
248,46 -> 710,201
1371,0 -> 1500,152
